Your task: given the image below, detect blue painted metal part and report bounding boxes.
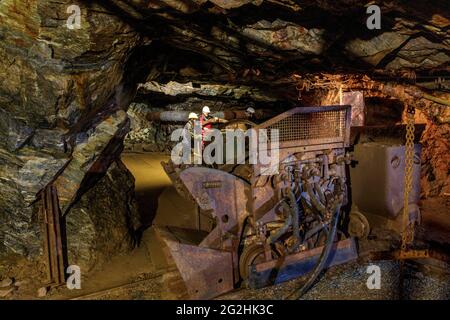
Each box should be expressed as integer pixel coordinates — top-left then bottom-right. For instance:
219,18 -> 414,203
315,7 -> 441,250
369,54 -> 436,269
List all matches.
248,238 -> 358,289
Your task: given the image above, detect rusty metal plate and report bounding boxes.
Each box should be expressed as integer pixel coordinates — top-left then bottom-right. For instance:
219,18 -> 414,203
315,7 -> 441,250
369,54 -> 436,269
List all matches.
350,143 -> 421,218
179,167 -> 250,242
342,91 -> 365,127
248,238 -> 358,289
156,227 -> 234,300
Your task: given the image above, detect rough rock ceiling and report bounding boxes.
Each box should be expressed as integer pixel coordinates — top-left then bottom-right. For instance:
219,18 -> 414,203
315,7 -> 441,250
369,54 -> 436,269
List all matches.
99,0 -> 449,76
96,0 -> 449,113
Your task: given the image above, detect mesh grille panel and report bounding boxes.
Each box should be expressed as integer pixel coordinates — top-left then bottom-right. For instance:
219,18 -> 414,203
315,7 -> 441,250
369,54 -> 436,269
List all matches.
267,110 -> 347,144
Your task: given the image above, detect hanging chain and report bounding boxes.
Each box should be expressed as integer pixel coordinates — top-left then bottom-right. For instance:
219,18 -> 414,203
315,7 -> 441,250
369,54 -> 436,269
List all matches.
401,105 -> 416,253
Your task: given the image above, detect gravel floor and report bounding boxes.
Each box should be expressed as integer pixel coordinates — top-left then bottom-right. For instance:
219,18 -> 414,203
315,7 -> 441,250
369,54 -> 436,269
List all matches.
65,259 -> 449,300
219,260 -> 449,300
30,257 -> 447,300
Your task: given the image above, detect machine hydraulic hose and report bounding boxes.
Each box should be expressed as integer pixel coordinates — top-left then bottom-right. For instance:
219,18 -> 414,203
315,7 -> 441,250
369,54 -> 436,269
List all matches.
287,188 -> 301,252
267,188 -> 301,250
267,201 -> 293,245
285,204 -> 341,300
306,182 -> 327,215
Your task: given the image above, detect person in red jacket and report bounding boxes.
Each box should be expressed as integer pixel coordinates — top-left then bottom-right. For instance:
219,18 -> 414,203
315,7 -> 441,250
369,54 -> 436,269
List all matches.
199,106 -> 214,148
199,106 -> 228,149
199,105 -> 212,127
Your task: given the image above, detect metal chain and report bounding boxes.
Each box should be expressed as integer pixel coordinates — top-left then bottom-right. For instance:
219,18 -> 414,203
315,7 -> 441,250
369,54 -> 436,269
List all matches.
401,106 -> 416,253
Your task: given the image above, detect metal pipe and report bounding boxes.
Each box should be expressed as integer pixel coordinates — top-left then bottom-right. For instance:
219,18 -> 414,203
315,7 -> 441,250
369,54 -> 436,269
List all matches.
267,201 -> 292,245
303,222 -> 327,243
322,154 -> 329,180
285,175 -> 345,299
286,204 -> 341,300
422,93 -> 450,107
306,181 -> 326,215
301,165 -> 327,215
314,182 -> 326,205
267,188 -> 301,252
287,188 -> 300,251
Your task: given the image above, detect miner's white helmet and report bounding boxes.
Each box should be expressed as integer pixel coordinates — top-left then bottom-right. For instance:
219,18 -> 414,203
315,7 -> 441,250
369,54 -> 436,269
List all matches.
188,112 -> 198,120
246,107 -> 255,114
202,106 -> 211,114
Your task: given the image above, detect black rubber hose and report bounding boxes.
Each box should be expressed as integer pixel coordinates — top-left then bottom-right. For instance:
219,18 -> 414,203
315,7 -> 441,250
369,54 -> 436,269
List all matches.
285,204 -> 341,300
306,181 -> 327,215
267,201 -> 292,244
303,222 -> 327,243
314,182 -> 326,204
287,188 -> 300,252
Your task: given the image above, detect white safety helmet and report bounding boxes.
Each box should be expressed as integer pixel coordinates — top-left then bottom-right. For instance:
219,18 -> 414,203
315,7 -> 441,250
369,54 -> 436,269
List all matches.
246,107 -> 255,114
202,106 -> 211,114
188,112 -> 198,120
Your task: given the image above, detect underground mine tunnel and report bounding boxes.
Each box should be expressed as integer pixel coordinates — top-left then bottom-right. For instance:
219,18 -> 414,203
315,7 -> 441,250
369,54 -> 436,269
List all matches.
0,0 -> 449,301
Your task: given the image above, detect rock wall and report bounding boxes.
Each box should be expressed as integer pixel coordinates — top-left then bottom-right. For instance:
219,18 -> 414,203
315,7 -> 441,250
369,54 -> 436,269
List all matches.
421,122 -> 450,198
0,0 -> 143,276
66,160 -> 140,273
124,103 -> 174,153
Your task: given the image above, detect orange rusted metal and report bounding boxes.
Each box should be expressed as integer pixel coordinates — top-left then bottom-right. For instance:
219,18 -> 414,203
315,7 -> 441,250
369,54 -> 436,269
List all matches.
39,185 -> 66,288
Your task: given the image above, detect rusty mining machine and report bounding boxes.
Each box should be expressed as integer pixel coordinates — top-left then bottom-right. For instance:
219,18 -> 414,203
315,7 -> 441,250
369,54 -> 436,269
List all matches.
154,104 -> 421,299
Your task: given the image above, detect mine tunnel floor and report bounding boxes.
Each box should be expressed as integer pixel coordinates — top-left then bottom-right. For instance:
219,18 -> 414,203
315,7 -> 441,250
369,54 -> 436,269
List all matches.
34,152 -> 450,300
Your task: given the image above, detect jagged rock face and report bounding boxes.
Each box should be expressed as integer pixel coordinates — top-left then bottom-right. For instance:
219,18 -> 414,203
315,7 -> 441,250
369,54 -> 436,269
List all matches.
242,19 -> 327,55
53,110 -> 131,214
131,0 -> 448,76
66,160 -> 140,273
421,122 -> 450,197
385,36 -> 449,71
139,81 -> 277,102
0,1 -> 142,271
125,103 -> 168,152
0,1 -> 140,129
345,32 -> 410,66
